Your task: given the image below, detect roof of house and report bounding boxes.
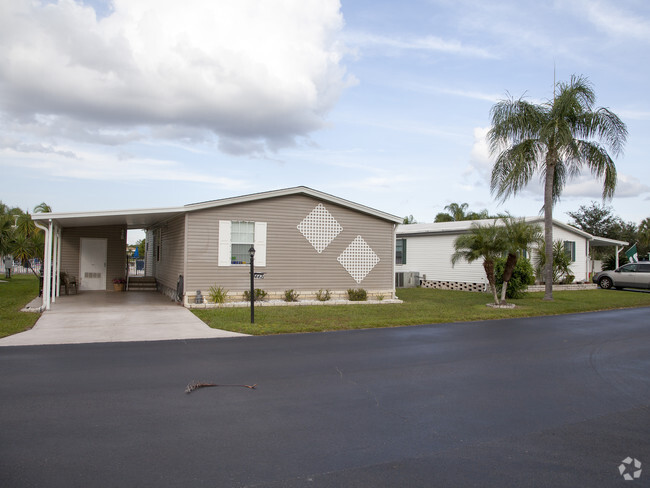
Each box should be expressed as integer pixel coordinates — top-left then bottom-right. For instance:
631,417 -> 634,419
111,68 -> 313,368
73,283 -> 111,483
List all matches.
32,186 -> 402,228
397,217 -> 628,246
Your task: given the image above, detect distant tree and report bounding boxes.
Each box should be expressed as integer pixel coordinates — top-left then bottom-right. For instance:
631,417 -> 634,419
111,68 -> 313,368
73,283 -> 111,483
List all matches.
567,201 -> 620,238
639,218 -> 650,257
435,202 -> 493,223
136,238 -> 146,257
33,202 -> 52,213
451,222 -> 506,305
0,202 -> 50,276
489,75 -> 627,300
402,215 -> 417,224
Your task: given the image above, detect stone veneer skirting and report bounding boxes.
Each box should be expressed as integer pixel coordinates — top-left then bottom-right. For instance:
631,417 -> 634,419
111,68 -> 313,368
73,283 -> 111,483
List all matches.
420,280 -> 487,292
524,283 -> 597,292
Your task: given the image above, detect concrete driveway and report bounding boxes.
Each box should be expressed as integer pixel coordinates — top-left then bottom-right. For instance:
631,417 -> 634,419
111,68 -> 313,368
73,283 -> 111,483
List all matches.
0,291 -> 245,346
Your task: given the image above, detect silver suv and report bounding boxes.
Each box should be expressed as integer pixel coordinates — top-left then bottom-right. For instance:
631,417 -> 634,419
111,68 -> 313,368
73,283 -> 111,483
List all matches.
594,262 -> 650,290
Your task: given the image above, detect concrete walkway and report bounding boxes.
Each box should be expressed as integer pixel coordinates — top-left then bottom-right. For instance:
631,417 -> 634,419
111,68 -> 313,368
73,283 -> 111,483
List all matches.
0,291 -> 246,347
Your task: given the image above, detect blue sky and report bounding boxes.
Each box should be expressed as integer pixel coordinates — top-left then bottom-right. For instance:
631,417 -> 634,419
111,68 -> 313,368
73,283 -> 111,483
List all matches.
1,0 -> 648,243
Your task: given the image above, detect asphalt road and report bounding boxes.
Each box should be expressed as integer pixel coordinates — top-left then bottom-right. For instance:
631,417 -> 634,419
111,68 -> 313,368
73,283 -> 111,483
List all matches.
1,308 -> 649,487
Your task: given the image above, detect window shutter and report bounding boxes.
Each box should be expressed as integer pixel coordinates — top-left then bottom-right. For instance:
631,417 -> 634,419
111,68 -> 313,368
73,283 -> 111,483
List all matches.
402,239 -> 407,265
218,220 -> 231,267
254,222 -> 267,267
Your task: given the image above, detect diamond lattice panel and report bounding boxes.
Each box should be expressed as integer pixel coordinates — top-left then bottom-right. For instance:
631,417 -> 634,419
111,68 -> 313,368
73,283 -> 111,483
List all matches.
297,203 -> 343,253
337,236 -> 380,283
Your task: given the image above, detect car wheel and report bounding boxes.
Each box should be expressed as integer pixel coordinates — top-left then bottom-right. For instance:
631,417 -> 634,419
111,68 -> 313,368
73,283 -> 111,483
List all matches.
598,276 -> 613,289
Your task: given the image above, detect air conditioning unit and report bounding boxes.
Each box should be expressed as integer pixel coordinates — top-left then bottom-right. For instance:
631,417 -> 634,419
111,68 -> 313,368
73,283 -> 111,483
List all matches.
395,272 -> 420,288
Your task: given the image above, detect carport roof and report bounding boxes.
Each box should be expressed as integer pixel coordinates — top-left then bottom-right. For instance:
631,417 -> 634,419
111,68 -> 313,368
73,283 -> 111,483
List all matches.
32,186 -> 402,229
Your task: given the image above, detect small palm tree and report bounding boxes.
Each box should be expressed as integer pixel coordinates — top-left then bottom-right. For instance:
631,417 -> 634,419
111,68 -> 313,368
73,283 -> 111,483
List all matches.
452,222 -> 506,305
33,202 -> 52,213
489,75 -> 627,300
499,215 -> 542,303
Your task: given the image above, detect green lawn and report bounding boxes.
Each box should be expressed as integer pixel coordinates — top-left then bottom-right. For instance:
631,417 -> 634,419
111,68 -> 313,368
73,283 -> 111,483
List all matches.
192,287 -> 650,335
0,274 -> 41,338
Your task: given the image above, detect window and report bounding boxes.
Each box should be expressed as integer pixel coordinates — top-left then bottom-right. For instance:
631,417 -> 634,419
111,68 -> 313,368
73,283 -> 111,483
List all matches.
396,238 -> 406,265
218,220 -> 267,267
639,264 -> 650,273
230,221 -> 255,264
564,241 -> 576,262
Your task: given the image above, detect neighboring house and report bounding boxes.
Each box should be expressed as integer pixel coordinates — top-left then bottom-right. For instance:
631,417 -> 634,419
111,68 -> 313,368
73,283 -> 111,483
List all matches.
33,187 -> 401,309
395,218 -> 627,289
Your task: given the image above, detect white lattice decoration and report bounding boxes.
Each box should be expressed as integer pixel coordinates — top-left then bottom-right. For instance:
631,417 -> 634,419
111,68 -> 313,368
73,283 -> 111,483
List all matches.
337,236 -> 380,283
297,203 -> 342,253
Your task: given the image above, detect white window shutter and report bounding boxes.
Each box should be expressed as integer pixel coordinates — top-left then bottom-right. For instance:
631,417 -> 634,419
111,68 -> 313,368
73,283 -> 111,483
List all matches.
254,222 -> 267,267
218,220 -> 231,267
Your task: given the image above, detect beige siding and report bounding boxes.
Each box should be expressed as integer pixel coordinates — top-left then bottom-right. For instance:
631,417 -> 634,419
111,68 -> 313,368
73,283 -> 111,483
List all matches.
151,215 -> 186,293
60,225 -> 126,290
185,194 -> 395,295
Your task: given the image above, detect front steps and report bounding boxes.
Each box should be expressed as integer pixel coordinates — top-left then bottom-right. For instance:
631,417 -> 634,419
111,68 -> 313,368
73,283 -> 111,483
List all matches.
127,276 -> 157,292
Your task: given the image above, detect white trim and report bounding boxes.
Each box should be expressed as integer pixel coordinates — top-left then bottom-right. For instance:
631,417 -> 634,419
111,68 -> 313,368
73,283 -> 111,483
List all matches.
218,220 -> 231,267
254,222 -> 267,267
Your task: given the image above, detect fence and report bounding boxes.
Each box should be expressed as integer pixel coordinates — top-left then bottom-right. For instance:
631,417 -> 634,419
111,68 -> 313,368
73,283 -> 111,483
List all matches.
1,260 -> 42,276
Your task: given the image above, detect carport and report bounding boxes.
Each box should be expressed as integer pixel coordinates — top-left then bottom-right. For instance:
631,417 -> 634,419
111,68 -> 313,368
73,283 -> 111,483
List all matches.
33,205 -> 187,310
0,290 -> 244,346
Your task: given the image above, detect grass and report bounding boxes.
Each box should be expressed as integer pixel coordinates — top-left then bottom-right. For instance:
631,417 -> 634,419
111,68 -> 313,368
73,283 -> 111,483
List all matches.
192,287 -> 650,335
0,274 -> 41,338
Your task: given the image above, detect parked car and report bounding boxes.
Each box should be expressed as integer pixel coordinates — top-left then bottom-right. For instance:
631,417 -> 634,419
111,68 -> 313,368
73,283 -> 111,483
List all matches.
593,262 -> 650,290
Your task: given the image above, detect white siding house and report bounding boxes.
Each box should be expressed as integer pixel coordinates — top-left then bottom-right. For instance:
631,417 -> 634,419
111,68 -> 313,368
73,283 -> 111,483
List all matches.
396,217 -> 624,288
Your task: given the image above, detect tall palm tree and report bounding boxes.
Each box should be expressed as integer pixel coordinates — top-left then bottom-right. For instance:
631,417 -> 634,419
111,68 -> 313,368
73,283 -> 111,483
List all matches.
451,222 -> 506,305
33,202 -> 52,213
488,75 -> 627,300
499,215 -> 541,303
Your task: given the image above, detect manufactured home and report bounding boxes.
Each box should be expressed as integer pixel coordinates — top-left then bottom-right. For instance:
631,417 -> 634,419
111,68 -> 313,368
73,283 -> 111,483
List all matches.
34,187 -> 401,309
395,218 -> 628,290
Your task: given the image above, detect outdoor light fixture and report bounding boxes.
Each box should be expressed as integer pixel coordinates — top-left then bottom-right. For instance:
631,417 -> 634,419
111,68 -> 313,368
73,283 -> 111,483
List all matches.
249,246 -> 255,324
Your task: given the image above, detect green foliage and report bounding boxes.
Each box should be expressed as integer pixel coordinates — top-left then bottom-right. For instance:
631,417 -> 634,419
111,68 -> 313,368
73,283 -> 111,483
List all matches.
495,257 -> 535,299
315,289 -> 331,301
347,288 -> 367,301
602,254 -> 628,271
208,285 -> 229,304
434,202 -> 493,222
283,289 -> 300,302
534,240 -> 573,283
402,215 -> 416,224
243,288 -> 267,302
0,201 -> 50,275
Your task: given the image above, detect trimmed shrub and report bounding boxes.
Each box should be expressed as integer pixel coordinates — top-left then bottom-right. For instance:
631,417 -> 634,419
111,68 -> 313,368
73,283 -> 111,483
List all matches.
495,257 -> 535,299
347,288 -> 367,301
243,288 -> 267,302
283,289 -> 300,302
315,289 -> 331,301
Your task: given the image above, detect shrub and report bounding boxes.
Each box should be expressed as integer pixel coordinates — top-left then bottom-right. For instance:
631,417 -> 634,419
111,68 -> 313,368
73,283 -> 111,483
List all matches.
376,294 -> 385,301
347,288 -> 367,301
315,289 -> 331,301
243,288 -> 267,302
602,253 -> 628,271
283,289 -> 300,302
208,285 -> 229,304
495,257 -> 535,299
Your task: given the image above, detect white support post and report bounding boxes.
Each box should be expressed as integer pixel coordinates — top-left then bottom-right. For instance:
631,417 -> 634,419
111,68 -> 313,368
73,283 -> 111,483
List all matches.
54,226 -> 62,299
34,222 -> 50,310
49,221 -> 57,305
615,245 -> 622,269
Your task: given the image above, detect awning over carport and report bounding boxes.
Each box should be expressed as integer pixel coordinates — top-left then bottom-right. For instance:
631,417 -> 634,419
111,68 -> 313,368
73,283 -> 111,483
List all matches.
589,236 -> 629,269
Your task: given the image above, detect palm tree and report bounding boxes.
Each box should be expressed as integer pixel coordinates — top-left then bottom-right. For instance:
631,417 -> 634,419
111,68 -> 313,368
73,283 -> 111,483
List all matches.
488,75 -> 627,300
499,215 -> 541,303
451,222 -> 506,305
33,202 -> 52,213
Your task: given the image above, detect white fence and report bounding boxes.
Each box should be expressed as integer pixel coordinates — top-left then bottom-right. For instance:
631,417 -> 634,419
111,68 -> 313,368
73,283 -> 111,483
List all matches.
1,260 -> 42,276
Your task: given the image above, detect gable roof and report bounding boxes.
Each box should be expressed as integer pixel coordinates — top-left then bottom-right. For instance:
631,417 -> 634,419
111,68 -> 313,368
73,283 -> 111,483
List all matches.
32,186 -> 402,228
397,216 -> 627,246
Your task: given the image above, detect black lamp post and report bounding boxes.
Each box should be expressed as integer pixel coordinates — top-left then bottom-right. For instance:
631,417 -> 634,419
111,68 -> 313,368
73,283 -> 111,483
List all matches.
249,245 -> 255,324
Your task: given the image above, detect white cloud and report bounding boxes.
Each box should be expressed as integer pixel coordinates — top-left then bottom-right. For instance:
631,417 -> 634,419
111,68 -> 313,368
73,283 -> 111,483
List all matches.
344,31 -> 496,59
563,173 -> 650,199
0,0 -> 351,154
572,0 -> 650,42
462,126 -> 492,185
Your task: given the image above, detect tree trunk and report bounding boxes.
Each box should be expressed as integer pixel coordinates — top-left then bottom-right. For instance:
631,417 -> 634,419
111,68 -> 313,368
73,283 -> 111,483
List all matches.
543,158 -> 556,301
500,253 -> 517,304
483,259 -> 499,305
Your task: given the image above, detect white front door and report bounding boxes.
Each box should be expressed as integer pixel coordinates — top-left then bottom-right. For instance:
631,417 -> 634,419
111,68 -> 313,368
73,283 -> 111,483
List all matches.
80,238 -> 107,290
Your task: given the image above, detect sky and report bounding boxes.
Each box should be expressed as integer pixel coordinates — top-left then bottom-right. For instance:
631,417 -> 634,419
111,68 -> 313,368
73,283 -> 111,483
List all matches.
1,0 -> 648,244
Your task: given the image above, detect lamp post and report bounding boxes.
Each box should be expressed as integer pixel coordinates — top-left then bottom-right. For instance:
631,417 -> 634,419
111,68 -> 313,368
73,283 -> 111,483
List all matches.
249,245 -> 255,324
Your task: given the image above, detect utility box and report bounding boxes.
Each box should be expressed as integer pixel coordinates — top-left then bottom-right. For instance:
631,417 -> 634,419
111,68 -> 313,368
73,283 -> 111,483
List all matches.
395,272 -> 420,288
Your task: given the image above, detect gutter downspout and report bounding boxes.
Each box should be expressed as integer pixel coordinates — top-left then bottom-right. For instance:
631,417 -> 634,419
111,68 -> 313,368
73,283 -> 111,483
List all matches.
34,221 -> 51,311
616,245 -> 622,269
